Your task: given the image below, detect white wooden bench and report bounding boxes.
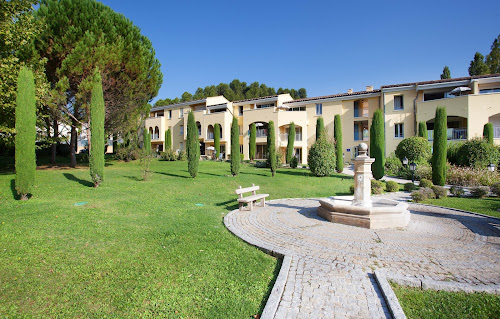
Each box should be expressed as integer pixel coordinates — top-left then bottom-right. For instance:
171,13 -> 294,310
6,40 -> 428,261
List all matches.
235,184 -> 269,211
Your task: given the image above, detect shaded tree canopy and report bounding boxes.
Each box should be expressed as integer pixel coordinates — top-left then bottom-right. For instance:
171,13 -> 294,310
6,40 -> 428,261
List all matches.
468,34 -> 500,76
440,66 -> 450,79
155,79 -> 307,107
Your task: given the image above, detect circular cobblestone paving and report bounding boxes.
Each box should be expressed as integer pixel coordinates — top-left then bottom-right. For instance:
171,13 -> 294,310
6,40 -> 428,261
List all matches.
225,198 -> 500,319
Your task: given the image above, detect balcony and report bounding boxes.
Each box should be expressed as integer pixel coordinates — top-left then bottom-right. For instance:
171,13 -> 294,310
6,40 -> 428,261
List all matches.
207,132 -> 214,140
495,126 -> 500,139
279,133 -> 302,142
428,128 -> 467,141
256,129 -> 267,138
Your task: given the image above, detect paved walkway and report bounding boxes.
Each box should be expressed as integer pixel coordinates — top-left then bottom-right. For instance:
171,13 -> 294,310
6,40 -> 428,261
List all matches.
224,197 -> 500,318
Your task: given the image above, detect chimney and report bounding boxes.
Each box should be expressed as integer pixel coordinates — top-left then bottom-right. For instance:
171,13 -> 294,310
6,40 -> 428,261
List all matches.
347,89 -> 353,94
366,85 -> 373,92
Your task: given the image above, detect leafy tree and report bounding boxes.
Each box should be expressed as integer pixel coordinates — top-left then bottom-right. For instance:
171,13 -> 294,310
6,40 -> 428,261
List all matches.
187,111 -> 199,178
143,131 -> 151,154
486,35 -> 500,74
193,88 -> 205,100
181,92 -> 193,102
298,88 -> 307,99
334,114 -> 343,173
483,122 -> 494,144
440,66 -> 451,79
35,0 -> 162,166
15,66 -> 37,200
165,128 -> 172,150
89,69 -> 104,187
418,122 -> 428,140
308,134 -> 335,177
214,123 -> 220,159
267,121 -> 277,177
316,117 -> 324,140
432,107 -> 447,186
230,117 -> 239,176
286,122 -> 295,164
370,109 -> 385,180
468,52 -> 490,76
204,85 -> 217,97
249,123 -> 256,161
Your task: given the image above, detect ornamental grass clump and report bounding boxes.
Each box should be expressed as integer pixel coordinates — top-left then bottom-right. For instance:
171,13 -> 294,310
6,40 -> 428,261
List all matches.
446,165 -> 500,186
470,186 -> 489,198
308,134 -> 335,177
450,186 -> 465,197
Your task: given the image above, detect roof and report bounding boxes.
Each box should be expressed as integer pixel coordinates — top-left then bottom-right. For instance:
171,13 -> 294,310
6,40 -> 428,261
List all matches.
284,89 -> 381,104
381,73 -> 500,89
232,95 -> 279,103
151,98 -> 208,111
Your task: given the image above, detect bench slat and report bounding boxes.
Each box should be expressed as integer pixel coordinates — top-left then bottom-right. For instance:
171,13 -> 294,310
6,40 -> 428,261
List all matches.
235,186 -> 260,195
237,194 -> 269,202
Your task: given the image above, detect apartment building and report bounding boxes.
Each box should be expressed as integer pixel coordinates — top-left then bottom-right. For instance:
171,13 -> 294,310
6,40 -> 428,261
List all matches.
146,74 -> 500,164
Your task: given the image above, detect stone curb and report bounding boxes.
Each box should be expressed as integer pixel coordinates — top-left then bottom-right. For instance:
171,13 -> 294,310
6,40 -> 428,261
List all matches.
409,202 -> 500,222
261,255 -> 292,319
374,270 -> 407,319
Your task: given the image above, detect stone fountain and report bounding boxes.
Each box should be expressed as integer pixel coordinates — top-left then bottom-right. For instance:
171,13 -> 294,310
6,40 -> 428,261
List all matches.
317,143 -> 410,229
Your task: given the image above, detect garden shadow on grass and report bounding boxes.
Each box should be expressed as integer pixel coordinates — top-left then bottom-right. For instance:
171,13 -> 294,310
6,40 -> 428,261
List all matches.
9,179 -> 33,200
153,171 -> 189,179
215,199 -> 239,211
63,173 -> 94,187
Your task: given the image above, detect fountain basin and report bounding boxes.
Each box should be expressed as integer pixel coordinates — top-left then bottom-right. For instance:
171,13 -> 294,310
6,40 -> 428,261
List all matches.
318,196 -> 410,229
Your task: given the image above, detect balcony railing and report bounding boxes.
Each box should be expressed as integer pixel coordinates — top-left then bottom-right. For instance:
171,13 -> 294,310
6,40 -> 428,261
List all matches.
256,129 -> 267,138
428,128 -> 467,141
151,133 -> 159,140
495,126 -> 500,138
207,132 -> 214,140
279,133 -> 302,141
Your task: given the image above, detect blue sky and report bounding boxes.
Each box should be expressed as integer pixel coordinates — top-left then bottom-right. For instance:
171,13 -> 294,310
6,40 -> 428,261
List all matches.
99,0 -> 500,103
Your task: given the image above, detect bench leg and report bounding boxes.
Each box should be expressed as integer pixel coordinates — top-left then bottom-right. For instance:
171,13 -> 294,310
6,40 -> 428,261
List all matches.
239,202 -> 243,211
249,201 -> 253,211
261,197 -> 265,208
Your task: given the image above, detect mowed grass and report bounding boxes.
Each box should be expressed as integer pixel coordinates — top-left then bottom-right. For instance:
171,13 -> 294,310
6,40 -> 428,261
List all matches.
391,283 -> 500,319
0,159 -> 352,318
421,197 -> 500,218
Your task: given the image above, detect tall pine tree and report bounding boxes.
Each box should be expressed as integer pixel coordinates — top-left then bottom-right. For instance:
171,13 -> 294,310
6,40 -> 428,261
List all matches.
187,111 -> 199,178
230,117 -> 239,176
440,66 -> 451,79
370,109 -> 385,180
15,66 -> 37,200
432,107 -> 447,186
334,114 -> 343,173
90,69 -> 105,187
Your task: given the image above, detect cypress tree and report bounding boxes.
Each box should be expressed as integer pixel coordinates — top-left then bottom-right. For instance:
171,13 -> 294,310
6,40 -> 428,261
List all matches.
230,117 -> 239,176
143,131 -> 151,154
187,111 -> 199,178
214,123 -> 220,159
249,123 -> 256,161
370,109 -> 385,180
286,122 -> 295,164
267,121 -> 277,177
316,117 -> 324,140
165,128 -> 172,150
418,121 -> 428,140
483,123 -> 494,144
15,66 -> 36,200
89,69 -> 105,188
334,114 -> 343,173
432,107 -> 447,186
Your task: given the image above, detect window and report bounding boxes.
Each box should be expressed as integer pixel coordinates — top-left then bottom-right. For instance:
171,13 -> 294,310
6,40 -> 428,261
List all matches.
180,108 -> 184,118
394,95 -> 404,110
256,103 -> 274,109
395,123 -> 404,138
168,110 -> 172,119
288,106 -> 306,111
240,145 -> 243,154
239,105 -> 243,116
316,103 -> 322,115
180,125 -> 184,135
179,142 -> 184,150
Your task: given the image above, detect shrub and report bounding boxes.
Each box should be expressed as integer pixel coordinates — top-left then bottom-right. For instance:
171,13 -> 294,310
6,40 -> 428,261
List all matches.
446,165 -> 500,186
115,147 -> 139,161
308,134 -> 336,177
316,117 -> 324,140
334,114 -> 343,173
491,182 -> 500,196
450,186 -> 465,197
370,109 -> 385,180
404,182 -> 417,192
349,184 -> 355,194
415,163 -> 432,181
456,137 -> 500,169
385,154 -> 403,177
431,185 -> 448,198
187,111 -> 199,178
432,107 -> 447,186
89,69 -> 105,188
447,142 -> 463,165
290,156 -> 298,168
395,136 -> 431,163
267,121 -> 277,176
411,188 -> 436,202
254,160 -> 267,168
286,122 -> 295,164
177,150 -> 187,161
371,180 -> 385,195
230,117 -> 240,176
470,186 -> 489,198
143,131 -> 151,155
419,178 -> 433,188
15,66 -> 36,200
160,149 -> 177,161
483,123 -> 494,144
385,181 -> 399,192
165,128 -> 172,151
249,123 -> 256,161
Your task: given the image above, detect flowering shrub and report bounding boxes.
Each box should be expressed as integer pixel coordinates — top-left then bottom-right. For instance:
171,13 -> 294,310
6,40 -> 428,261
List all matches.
411,187 -> 435,202
446,165 -> 500,186
431,185 -> 448,198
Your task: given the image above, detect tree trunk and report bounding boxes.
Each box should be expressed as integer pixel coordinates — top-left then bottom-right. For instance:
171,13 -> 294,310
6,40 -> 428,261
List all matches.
51,120 -> 58,165
70,119 -> 77,168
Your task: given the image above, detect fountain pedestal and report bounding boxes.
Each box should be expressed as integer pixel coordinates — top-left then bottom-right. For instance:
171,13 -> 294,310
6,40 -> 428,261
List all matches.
317,143 -> 410,229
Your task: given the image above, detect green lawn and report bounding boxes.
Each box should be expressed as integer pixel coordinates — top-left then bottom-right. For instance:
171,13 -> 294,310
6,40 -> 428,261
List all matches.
0,159 -> 352,318
391,283 -> 500,319
421,197 -> 500,218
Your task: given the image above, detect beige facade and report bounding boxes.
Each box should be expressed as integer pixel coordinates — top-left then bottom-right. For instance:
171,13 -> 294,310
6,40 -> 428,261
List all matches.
145,74 -> 500,164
